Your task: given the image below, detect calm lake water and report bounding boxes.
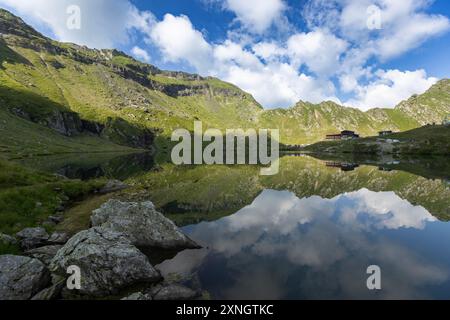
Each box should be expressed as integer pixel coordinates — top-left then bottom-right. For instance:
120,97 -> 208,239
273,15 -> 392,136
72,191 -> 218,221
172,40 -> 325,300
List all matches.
22,152 -> 450,299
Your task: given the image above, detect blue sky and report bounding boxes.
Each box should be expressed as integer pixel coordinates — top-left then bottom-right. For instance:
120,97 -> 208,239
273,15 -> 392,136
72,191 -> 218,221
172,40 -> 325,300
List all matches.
0,0 -> 449,110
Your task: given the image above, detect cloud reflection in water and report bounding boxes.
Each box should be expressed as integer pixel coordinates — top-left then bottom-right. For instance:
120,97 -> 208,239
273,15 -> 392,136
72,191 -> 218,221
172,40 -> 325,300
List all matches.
158,189 -> 448,299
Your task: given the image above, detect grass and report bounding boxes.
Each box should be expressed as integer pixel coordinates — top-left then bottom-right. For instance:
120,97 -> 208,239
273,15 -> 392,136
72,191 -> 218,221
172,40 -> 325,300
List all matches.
56,193 -> 114,237
0,159 -> 106,235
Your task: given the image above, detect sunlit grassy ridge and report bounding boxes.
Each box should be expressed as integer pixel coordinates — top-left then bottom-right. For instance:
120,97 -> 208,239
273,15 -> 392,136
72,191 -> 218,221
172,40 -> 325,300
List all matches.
1,8 -> 449,150
305,125 -> 450,155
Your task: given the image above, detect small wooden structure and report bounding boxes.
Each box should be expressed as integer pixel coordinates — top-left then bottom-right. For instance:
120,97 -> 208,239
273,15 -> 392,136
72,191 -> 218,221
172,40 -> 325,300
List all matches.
378,130 -> 393,136
326,130 -> 360,140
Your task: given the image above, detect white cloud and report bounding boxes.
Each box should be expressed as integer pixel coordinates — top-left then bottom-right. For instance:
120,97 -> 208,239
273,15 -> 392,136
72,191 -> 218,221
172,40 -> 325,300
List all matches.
252,42 -> 286,61
168,188 -> 445,298
223,0 -> 287,34
149,14 -> 213,73
376,12 -> 450,60
0,0 -> 151,48
345,69 -> 438,110
287,29 -> 348,75
146,15 -> 340,108
2,0 -> 447,110
131,46 -> 150,62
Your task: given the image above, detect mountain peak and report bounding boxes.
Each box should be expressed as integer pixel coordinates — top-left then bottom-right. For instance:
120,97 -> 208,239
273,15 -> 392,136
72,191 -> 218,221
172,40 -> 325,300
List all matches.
0,8 -> 45,39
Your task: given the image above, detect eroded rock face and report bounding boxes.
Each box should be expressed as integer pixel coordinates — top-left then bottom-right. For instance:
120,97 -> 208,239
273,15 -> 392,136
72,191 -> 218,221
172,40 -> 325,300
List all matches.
16,227 -> 49,250
0,255 -> 51,300
49,227 -> 161,297
91,200 -> 200,250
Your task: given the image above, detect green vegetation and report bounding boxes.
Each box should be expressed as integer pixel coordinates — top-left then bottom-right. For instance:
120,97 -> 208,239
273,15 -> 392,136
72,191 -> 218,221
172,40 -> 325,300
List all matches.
1,8 -> 449,151
304,125 -> 450,155
0,159 -> 106,235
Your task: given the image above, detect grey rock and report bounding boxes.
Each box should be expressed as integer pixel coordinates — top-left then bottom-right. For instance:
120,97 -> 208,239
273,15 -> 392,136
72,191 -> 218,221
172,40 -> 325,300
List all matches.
48,231 -> 70,245
26,245 -> 62,266
16,227 -> 49,250
0,255 -> 51,300
49,227 -> 161,297
31,280 -> 64,300
0,233 -> 17,245
98,180 -> 129,194
91,200 -> 199,250
151,284 -> 199,301
48,215 -> 64,224
121,292 -> 152,300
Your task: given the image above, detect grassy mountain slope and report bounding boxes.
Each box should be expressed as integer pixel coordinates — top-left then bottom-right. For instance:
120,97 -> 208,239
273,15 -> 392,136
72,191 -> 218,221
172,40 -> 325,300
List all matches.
0,8 -> 449,150
304,124 -> 450,155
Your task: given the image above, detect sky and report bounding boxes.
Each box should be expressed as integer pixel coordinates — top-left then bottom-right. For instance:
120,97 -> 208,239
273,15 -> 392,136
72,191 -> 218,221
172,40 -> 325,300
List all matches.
0,0 -> 449,110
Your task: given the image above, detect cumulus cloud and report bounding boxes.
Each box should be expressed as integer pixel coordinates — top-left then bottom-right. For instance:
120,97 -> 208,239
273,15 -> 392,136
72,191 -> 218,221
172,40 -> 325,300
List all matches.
345,69 -> 438,110
149,14 -> 213,73
0,0 -> 152,48
300,0 -> 449,108
223,0 -> 287,34
131,46 -> 150,62
287,29 -> 348,75
162,189 -> 445,299
1,0 -> 448,110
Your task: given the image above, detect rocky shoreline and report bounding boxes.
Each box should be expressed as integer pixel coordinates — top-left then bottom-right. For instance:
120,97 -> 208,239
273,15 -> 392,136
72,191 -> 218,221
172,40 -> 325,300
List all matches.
0,196 -> 202,300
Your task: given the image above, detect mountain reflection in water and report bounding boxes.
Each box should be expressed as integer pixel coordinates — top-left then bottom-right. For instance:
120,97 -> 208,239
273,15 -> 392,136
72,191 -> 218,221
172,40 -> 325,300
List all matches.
19,151 -> 450,299
158,189 -> 450,300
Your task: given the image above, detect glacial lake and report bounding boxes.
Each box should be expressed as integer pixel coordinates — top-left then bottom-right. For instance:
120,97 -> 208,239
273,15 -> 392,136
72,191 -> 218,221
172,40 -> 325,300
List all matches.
20,152 -> 450,299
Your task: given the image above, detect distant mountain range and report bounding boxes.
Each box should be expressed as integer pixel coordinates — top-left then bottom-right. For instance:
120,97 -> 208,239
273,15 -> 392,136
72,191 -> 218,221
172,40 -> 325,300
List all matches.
1,8 -> 449,154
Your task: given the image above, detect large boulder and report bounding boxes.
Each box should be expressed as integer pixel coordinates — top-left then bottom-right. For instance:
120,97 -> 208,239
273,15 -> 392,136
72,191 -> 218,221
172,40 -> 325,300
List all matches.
26,245 -> 62,266
122,284 -> 199,300
48,231 -> 70,245
16,227 -> 49,250
31,279 -> 65,300
0,255 -> 51,300
91,200 -> 199,250
49,227 -> 161,297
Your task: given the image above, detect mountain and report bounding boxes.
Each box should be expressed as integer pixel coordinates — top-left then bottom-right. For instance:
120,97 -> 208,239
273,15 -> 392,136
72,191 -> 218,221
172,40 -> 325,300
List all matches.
261,84 -> 450,145
0,8 -> 449,153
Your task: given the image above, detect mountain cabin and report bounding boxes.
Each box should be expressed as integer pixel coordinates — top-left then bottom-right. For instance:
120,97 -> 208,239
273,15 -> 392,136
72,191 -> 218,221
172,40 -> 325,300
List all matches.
326,130 -> 360,140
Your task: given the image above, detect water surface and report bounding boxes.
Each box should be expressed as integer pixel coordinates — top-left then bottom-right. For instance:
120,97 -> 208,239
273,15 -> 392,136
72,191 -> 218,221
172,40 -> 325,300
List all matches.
24,152 -> 450,299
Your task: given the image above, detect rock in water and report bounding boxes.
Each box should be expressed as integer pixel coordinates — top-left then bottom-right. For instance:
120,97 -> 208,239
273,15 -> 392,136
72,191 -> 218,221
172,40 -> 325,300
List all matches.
91,200 -> 200,250
16,227 -> 49,250
121,292 -> 152,300
0,255 -> 51,300
150,283 -> 199,300
49,227 -> 161,297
